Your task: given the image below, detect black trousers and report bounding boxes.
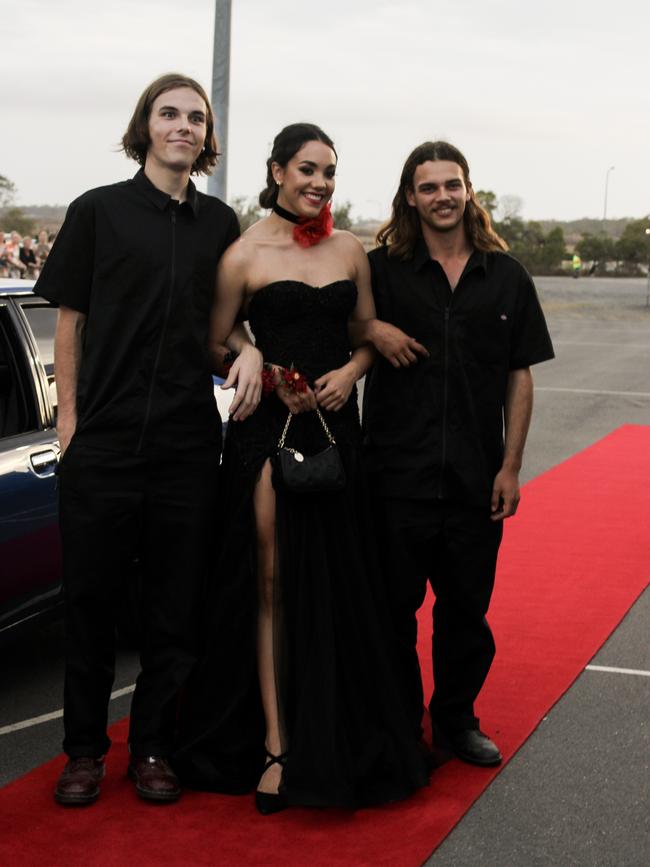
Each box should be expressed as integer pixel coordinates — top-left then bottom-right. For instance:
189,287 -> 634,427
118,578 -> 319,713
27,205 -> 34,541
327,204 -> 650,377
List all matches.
58,442 -> 219,759
378,497 -> 503,736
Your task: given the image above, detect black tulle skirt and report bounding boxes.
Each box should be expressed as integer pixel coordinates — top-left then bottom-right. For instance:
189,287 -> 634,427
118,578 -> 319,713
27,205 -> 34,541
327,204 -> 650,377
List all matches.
173,396 -> 429,807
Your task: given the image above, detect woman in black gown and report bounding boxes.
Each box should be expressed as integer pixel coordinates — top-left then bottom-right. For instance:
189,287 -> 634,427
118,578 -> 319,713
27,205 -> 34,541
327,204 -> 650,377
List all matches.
175,124 -> 429,812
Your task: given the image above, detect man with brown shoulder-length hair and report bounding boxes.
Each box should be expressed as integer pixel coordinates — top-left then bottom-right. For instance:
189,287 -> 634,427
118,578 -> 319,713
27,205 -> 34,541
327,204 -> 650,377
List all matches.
36,73 -> 261,806
361,141 -> 554,766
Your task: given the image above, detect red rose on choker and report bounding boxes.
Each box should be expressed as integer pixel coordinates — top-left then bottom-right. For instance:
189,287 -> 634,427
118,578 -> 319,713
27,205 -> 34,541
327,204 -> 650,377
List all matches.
293,203 -> 334,248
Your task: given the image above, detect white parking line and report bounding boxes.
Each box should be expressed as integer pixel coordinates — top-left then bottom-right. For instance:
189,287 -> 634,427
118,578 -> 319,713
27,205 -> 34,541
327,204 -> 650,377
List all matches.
586,665 -> 650,678
0,684 -> 135,736
536,387 -> 650,398
4,665 -> 648,737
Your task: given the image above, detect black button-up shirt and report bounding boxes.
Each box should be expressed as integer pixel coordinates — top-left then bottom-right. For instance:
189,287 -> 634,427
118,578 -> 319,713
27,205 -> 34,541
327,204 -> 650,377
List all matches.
363,241 -> 554,507
35,169 -> 239,456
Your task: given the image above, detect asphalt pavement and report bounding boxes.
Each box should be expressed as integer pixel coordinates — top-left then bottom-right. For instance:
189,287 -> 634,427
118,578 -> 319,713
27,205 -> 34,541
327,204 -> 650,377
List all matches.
1,276 -> 649,865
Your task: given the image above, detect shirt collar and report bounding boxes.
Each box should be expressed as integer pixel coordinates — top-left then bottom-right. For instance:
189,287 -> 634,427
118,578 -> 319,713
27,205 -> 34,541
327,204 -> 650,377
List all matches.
412,236 -> 487,275
133,168 -> 199,217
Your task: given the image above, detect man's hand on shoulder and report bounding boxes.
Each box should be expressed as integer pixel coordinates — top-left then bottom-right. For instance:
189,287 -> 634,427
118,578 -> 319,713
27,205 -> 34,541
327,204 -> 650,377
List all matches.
370,320 -> 429,368
490,466 -> 521,521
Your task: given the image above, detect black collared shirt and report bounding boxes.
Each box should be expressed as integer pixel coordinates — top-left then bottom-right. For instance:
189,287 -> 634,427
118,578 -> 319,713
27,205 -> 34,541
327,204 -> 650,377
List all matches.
35,169 -> 239,455
363,241 -> 554,506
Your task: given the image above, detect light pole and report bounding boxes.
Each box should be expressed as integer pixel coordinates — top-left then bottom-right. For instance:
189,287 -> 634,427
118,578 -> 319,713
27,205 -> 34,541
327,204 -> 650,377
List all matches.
602,165 -> 615,227
645,228 -> 650,308
208,0 -> 232,201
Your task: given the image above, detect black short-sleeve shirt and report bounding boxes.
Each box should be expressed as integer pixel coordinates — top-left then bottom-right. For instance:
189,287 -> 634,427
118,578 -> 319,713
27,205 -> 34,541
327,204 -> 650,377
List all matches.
363,240 -> 554,507
35,169 -> 240,456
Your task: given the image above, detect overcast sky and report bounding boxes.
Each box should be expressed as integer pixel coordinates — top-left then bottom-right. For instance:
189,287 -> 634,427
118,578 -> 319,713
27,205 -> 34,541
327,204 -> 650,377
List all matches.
3,0 -> 648,221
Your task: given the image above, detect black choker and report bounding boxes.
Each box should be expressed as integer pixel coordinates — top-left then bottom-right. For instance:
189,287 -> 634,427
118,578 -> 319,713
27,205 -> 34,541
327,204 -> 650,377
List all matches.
273,202 -> 302,224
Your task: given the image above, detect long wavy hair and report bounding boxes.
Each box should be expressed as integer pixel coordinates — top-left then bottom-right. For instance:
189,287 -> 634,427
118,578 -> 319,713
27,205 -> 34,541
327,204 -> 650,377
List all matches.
258,123 -> 336,209
121,72 -> 219,176
377,141 -> 507,258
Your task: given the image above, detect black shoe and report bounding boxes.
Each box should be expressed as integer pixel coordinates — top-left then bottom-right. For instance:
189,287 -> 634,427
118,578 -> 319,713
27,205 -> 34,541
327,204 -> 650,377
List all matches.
54,756 -> 105,806
447,729 -> 502,767
255,750 -> 288,815
128,756 -> 181,802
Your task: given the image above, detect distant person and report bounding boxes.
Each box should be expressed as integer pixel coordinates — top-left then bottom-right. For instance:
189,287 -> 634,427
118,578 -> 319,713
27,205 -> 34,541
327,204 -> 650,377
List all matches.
34,229 -> 51,267
0,240 -> 10,277
35,72 -> 261,807
572,252 -> 582,278
6,231 -> 27,277
19,235 -> 39,278
361,141 -> 554,767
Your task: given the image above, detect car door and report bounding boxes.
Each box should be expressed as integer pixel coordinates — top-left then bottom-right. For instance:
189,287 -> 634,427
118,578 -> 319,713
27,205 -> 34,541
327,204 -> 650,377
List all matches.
0,297 -> 62,636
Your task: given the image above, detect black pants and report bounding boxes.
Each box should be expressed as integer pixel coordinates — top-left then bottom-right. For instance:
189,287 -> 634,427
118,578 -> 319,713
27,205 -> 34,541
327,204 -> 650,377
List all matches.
58,442 -> 219,759
378,498 -> 503,736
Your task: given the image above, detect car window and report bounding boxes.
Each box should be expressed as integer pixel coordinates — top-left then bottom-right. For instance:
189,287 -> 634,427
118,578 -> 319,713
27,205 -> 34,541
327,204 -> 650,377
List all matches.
20,303 -> 56,376
0,306 -> 38,438
20,302 -> 57,410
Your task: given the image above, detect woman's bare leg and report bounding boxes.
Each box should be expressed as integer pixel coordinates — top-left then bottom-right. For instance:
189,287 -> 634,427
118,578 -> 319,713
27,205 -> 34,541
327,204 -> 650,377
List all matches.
254,459 -> 284,794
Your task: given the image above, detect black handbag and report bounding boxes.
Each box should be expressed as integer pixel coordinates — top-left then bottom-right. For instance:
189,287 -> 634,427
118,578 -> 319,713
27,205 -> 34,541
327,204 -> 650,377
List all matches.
273,408 -> 346,493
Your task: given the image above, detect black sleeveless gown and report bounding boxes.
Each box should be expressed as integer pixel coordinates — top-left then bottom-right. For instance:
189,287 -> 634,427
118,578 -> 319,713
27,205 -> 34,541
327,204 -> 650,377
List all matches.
174,280 -> 429,807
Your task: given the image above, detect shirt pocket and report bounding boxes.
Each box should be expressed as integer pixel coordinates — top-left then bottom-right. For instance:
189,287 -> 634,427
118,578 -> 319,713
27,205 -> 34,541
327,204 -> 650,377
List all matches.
456,303 -> 513,369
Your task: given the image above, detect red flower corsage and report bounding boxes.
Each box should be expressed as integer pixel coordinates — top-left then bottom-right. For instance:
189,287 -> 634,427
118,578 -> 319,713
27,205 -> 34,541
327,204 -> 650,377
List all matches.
293,202 -> 334,248
261,364 -> 276,396
280,365 -> 309,393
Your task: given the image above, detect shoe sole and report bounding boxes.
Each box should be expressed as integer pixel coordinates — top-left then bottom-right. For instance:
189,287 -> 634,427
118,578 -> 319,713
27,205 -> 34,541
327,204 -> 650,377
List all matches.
452,749 -> 503,767
127,766 -> 181,802
54,789 -> 100,806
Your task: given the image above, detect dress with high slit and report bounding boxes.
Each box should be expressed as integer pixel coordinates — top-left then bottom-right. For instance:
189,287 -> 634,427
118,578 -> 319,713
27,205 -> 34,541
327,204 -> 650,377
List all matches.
174,279 -> 429,807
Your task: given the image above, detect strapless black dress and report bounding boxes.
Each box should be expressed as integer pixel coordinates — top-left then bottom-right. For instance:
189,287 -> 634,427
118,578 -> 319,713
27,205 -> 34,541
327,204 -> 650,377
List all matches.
174,281 -> 429,807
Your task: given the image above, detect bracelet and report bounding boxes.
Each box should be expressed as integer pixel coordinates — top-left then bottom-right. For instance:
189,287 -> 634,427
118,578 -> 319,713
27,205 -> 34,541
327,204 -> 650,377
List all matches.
223,353 -> 307,397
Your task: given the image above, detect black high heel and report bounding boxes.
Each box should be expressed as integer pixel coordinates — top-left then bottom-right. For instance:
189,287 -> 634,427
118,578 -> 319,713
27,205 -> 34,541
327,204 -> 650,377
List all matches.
255,750 -> 288,815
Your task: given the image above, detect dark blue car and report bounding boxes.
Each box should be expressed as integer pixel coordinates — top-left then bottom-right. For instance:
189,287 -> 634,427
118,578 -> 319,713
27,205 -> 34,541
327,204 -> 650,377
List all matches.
0,279 -> 62,639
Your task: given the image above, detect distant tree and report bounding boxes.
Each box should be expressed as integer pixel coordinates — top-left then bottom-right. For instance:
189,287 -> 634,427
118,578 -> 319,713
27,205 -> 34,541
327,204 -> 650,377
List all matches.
540,226 -> 567,271
0,174 -> 17,208
576,233 -> 616,272
495,218 -> 565,274
0,206 -> 35,237
332,200 -> 353,231
230,196 -> 263,232
497,194 -> 523,223
475,189 -> 497,217
614,217 -> 650,266
494,216 -> 526,250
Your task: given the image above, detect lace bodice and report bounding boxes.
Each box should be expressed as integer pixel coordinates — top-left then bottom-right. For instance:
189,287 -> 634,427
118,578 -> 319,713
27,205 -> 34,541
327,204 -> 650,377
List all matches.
248,280 -> 357,383
225,280 -> 361,472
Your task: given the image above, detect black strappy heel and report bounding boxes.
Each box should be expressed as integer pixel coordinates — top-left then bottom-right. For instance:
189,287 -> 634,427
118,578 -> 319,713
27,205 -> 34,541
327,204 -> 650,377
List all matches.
255,750 -> 288,815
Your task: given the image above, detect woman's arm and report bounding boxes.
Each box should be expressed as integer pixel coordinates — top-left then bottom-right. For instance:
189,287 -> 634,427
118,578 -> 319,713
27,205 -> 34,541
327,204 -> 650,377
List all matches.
315,236 -> 376,412
208,243 -> 262,421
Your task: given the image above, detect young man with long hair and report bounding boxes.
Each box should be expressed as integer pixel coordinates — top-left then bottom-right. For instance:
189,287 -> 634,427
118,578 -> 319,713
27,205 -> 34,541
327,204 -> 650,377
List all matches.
361,141 -> 554,765
36,73 -> 261,806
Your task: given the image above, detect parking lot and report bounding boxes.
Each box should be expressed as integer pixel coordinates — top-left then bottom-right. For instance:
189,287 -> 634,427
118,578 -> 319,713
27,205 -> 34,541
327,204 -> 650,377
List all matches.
1,275 -> 649,865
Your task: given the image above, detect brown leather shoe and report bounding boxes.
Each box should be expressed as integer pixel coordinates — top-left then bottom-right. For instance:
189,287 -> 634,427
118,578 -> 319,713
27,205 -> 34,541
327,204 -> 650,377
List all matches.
128,756 -> 181,802
54,757 -> 105,806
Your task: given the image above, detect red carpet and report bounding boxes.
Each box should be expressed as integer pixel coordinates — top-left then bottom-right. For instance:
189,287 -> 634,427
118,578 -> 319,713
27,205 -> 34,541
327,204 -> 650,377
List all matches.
1,425 -> 649,867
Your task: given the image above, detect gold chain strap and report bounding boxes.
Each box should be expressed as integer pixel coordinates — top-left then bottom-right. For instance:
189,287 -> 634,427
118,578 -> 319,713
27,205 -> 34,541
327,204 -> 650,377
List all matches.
277,408 -> 337,450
